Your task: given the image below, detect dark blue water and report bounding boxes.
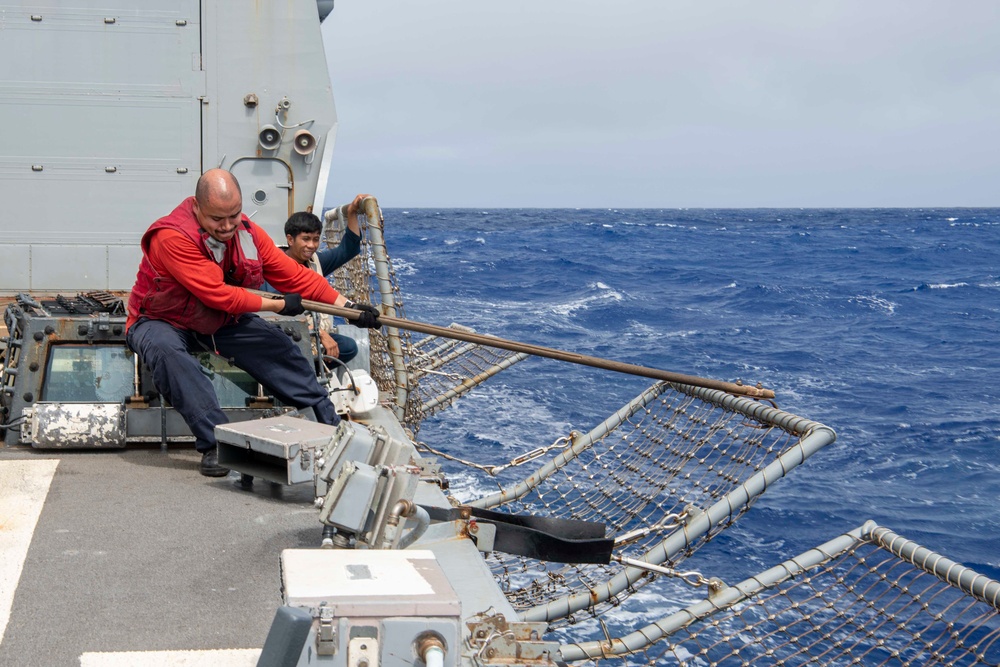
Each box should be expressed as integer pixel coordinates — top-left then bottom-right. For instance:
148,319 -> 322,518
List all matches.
380,208 -> 1000,587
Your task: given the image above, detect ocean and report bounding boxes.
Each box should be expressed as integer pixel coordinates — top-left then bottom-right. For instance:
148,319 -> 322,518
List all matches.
376,206 -> 1000,598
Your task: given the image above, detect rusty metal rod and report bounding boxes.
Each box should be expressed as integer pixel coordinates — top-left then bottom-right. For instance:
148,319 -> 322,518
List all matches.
254,290 -> 775,399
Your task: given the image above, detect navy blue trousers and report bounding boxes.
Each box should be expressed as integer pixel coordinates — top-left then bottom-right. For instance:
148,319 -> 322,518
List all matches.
330,332 -> 358,364
127,315 -> 339,452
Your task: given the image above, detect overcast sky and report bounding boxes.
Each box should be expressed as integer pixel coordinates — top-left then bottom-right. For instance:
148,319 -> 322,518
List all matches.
321,1 -> 1000,208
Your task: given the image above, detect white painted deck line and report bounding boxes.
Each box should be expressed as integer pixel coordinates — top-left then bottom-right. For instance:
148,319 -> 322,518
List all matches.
79,649 -> 262,666
0,458 -> 59,645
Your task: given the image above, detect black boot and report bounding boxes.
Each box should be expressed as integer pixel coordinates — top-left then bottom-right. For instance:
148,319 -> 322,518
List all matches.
199,449 -> 230,477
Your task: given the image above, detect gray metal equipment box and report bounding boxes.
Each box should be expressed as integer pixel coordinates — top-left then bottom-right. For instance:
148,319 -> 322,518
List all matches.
280,549 -> 462,667
215,414 -> 338,484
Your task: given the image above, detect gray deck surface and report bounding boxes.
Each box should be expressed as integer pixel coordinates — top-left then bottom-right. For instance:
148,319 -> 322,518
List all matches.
0,446 -> 319,667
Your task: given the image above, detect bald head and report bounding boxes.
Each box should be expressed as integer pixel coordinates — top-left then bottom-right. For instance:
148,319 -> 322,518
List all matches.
195,169 -> 242,207
192,169 -> 244,242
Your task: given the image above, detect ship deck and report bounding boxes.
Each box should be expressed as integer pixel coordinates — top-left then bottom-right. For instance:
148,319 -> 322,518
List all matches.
0,445 -> 316,666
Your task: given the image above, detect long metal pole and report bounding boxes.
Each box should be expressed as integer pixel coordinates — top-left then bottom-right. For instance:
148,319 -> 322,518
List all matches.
256,291 -> 775,399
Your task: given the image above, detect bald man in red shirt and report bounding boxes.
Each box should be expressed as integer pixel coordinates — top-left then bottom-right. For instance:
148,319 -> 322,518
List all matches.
126,169 -> 380,476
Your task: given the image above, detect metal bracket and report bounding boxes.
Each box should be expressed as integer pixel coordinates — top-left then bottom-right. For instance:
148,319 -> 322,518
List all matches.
468,519 -> 497,552
316,607 -> 337,656
348,636 -> 378,666
417,456 -> 447,488
683,503 -> 706,524
75,312 -> 113,341
467,614 -> 558,665
417,457 -> 442,477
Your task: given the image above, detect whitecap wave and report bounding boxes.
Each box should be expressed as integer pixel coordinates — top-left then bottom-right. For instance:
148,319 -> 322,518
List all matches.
666,329 -> 700,338
928,282 -> 968,289
551,282 -> 625,316
388,257 -> 417,276
850,294 -> 898,314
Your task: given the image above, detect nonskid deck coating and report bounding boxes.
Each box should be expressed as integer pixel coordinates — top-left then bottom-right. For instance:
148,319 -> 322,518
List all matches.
0,447 -> 319,666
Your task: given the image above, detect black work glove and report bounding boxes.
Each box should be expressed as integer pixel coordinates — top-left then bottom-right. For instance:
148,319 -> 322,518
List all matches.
346,300 -> 381,329
278,293 -> 304,316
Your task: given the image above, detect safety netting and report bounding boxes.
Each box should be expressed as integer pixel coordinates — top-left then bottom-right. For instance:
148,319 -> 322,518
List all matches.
458,381 -> 835,626
558,522 -> 1000,666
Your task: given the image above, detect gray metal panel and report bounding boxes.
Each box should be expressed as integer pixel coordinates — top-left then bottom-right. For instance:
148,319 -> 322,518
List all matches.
0,0 -> 338,294
216,415 -> 338,457
203,0 -> 337,241
230,157 -> 294,245
31,245 -> 108,291
108,244 -> 143,287
1,168 -> 193,242
216,415 -> 337,484
0,244 -> 31,289
0,4 -> 199,93
0,1 -> 203,294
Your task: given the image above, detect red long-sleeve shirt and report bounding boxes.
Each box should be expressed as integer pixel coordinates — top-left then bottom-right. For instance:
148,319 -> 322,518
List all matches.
125,225 -> 340,331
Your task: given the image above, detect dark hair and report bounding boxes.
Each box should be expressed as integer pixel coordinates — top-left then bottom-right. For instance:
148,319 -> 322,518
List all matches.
285,211 -> 322,237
